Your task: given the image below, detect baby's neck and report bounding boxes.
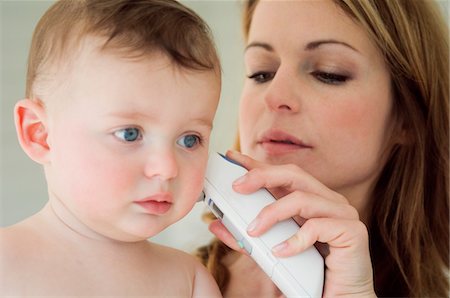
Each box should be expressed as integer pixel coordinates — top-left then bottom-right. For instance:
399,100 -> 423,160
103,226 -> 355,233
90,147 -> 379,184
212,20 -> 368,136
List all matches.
3,203 -> 189,296
36,201 -> 148,251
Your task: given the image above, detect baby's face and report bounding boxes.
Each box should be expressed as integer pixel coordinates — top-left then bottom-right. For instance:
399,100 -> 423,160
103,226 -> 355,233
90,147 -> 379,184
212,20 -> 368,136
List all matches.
44,41 -> 220,241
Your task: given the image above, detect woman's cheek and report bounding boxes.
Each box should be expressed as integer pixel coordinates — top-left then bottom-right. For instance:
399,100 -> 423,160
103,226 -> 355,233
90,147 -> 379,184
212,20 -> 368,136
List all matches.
319,100 -> 375,142
239,94 -> 259,145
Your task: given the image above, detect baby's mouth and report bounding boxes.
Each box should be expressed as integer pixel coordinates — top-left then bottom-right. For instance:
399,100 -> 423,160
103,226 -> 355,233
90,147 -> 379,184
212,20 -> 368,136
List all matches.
135,201 -> 172,215
135,193 -> 173,215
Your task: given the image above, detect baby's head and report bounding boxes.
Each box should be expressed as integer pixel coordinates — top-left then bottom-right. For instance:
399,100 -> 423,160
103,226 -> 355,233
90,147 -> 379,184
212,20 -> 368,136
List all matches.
26,0 -> 220,101
16,0 -> 221,241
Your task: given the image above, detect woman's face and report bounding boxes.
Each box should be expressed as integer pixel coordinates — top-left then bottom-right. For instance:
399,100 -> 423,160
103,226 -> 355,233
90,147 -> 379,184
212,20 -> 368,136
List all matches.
239,0 -> 394,212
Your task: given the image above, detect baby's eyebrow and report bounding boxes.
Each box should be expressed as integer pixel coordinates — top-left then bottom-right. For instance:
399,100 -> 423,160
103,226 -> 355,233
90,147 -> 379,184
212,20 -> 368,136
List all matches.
104,111 -> 213,128
187,118 -> 214,130
104,110 -> 156,120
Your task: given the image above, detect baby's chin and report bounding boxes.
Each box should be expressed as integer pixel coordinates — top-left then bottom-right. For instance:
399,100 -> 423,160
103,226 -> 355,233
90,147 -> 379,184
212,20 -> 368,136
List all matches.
81,221 -> 165,243
115,225 -> 170,243
85,202 -> 197,243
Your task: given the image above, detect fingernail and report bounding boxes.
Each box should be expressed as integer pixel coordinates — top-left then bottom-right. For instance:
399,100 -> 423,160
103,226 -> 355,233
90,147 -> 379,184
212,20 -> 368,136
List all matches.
247,218 -> 260,233
272,241 -> 288,253
226,149 -> 238,155
233,174 -> 247,186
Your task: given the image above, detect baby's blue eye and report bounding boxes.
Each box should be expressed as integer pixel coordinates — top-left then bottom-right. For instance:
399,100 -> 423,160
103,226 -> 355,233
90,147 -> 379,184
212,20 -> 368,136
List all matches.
114,128 -> 142,142
177,134 -> 201,149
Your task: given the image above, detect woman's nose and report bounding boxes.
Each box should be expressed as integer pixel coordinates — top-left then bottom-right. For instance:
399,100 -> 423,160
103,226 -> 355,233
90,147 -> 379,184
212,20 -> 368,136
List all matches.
144,150 -> 179,181
264,68 -> 300,113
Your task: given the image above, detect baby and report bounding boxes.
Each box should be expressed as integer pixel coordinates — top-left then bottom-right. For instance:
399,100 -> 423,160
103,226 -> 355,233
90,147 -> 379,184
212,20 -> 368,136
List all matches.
0,0 -> 222,296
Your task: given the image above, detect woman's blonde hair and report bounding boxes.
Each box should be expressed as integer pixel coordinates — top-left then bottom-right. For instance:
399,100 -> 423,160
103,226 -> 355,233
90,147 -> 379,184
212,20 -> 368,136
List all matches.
196,1 -> 449,297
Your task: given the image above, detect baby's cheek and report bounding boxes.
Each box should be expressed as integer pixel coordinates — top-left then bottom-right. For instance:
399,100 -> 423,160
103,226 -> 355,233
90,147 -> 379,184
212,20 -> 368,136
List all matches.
73,166 -> 133,220
62,150 -> 132,203
181,163 -> 206,202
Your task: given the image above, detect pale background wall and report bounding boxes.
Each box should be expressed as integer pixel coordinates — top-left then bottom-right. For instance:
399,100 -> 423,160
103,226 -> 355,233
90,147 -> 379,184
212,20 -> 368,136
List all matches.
1,0 -> 448,253
0,0 -> 245,253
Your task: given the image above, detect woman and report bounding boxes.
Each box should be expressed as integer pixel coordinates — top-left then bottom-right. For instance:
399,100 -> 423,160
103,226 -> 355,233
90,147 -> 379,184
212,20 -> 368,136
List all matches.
197,0 -> 449,297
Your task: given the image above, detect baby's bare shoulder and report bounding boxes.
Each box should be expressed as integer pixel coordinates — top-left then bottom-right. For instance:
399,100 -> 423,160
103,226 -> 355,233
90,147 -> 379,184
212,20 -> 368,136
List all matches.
140,242 -> 220,297
143,241 -> 200,269
1,222 -> 38,260
0,223 -> 46,294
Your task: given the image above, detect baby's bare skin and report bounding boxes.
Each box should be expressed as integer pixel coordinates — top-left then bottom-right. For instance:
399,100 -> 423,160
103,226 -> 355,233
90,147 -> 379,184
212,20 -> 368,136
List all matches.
1,204 -> 219,296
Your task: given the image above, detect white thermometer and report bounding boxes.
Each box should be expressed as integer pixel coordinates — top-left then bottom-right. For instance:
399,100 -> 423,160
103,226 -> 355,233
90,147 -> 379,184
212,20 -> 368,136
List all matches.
202,153 -> 324,298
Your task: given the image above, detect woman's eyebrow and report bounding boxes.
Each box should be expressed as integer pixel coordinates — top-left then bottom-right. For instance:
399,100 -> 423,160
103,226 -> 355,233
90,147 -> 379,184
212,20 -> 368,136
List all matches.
245,39 -> 360,54
305,39 -> 359,53
245,42 -> 274,52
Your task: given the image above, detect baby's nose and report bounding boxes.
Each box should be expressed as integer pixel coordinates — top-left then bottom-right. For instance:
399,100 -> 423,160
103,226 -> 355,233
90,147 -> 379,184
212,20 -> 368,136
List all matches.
144,150 -> 178,180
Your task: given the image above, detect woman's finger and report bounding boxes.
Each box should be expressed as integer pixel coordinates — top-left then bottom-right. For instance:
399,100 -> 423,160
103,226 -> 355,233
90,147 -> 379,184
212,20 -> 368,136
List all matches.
247,190 -> 359,236
228,152 -> 346,204
208,219 -> 247,254
272,218 -> 374,297
226,150 -> 266,171
272,218 -> 373,295
271,218 -> 370,258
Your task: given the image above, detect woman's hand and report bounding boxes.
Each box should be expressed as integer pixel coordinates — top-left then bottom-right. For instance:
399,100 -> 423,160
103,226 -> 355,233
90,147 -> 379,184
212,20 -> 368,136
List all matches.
208,150 -> 376,298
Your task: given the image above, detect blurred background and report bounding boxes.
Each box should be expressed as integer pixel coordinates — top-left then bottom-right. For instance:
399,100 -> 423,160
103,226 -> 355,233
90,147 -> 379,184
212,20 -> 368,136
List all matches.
0,0 -> 245,253
1,0 -> 448,253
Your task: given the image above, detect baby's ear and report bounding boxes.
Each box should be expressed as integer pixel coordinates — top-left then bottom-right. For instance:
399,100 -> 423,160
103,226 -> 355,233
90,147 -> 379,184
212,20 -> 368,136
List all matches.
14,99 -> 50,164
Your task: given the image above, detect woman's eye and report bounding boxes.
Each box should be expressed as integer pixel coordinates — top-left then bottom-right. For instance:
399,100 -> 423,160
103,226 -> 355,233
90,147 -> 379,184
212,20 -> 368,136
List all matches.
247,71 -> 275,83
312,71 -> 349,85
114,127 -> 142,142
177,134 -> 201,149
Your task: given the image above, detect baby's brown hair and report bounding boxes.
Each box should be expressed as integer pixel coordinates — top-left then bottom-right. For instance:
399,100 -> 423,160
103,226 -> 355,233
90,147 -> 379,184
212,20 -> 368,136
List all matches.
26,0 -> 220,100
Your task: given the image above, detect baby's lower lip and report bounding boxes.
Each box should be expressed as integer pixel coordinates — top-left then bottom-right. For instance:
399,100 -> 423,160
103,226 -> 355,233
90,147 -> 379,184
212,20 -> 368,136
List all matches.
135,201 -> 172,215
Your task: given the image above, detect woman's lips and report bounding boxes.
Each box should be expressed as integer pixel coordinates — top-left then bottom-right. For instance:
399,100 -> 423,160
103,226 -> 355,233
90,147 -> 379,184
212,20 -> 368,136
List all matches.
258,129 -> 312,155
134,193 -> 173,215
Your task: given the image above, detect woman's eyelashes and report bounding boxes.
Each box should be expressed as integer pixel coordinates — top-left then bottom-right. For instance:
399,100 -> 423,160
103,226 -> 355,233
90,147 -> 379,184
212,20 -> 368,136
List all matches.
311,70 -> 351,85
247,71 -> 275,83
248,69 -> 351,85
114,127 -> 143,143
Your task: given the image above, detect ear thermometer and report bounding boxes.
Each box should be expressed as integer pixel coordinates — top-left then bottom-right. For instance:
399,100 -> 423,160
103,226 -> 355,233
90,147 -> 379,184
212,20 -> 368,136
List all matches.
202,153 -> 324,298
